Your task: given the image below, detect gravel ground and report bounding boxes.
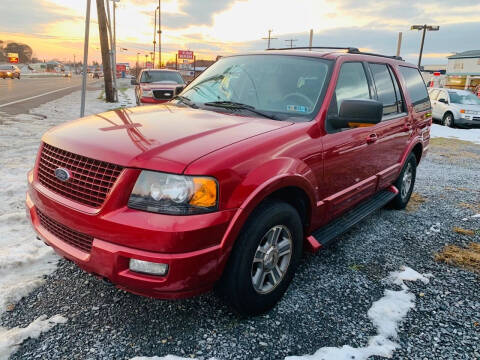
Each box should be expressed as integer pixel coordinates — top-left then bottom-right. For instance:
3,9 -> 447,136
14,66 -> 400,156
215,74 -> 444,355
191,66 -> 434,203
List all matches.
2,138 -> 479,360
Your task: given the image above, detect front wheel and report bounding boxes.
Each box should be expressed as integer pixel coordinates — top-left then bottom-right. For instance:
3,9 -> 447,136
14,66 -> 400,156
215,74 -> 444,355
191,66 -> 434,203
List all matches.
217,200 -> 303,316
443,113 -> 454,128
391,153 -> 417,209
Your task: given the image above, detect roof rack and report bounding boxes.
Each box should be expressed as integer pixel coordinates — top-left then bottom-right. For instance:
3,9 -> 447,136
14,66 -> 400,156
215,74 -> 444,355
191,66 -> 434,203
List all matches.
266,46 -> 404,61
267,46 -> 360,52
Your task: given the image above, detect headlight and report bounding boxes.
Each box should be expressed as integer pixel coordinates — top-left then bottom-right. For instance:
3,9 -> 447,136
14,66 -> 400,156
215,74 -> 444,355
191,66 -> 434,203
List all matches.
142,88 -> 153,97
7,72 -> 11,75
464,110 -> 480,115
128,170 -> 218,215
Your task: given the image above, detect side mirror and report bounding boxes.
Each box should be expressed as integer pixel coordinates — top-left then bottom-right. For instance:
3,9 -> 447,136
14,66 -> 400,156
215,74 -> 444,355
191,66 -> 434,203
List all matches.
438,98 -> 447,104
329,99 -> 383,129
131,79 -> 138,85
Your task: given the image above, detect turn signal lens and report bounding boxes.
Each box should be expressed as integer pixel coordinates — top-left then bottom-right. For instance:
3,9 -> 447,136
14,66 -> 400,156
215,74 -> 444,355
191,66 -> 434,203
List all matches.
460,109 -> 465,114
190,178 -> 218,207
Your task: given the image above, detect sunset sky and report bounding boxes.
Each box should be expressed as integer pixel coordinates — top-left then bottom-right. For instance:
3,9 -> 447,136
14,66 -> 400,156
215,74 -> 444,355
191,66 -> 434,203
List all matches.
1,0 -> 479,65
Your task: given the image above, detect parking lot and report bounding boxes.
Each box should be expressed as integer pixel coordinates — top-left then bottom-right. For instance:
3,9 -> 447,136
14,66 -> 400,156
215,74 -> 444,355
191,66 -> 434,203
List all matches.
1,94 -> 479,359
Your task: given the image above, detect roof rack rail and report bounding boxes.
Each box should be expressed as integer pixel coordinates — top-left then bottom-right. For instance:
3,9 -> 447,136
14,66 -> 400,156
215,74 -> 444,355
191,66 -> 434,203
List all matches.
267,46 -> 360,52
266,46 -> 404,61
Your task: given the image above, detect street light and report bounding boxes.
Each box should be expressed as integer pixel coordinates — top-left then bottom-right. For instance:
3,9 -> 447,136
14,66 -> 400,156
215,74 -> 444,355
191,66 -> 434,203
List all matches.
411,24 -> 440,68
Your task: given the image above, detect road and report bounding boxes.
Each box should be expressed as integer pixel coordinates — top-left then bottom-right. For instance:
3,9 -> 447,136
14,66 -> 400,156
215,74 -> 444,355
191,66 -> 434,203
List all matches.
0,75 -> 100,115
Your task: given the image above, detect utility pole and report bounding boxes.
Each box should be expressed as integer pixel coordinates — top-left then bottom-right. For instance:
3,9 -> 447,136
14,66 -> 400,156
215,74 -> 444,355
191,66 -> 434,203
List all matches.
80,0 -> 91,117
136,52 -> 140,77
73,54 -> 76,74
285,39 -> 298,48
145,54 -> 148,67
396,32 -> 403,57
112,0 -> 119,101
105,0 -> 118,102
158,0 -> 161,68
262,29 -> 277,49
309,29 -> 313,49
153,6 -> 158,68
411,24 -> 440,68
96,0 -> 114,102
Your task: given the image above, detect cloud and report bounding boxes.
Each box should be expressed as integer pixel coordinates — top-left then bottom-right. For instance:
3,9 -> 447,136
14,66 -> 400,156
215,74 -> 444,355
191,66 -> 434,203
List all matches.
0,0 -> 81,34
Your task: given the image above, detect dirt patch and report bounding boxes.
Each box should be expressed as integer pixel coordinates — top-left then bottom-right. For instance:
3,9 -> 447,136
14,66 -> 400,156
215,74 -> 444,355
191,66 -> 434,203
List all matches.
435,242 -> 480,273
429,138 -> 480,161
453,227 -> 477,236
458,202 -> 480,213
406,192 -> 427,212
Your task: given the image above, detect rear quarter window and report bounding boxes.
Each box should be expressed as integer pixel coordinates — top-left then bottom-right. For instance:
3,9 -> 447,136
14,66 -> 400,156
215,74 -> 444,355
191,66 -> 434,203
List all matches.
398,66 -> 431,112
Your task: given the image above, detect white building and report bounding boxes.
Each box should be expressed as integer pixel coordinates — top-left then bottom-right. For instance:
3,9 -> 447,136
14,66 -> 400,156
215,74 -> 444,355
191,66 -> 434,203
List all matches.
446,50 -> 480,91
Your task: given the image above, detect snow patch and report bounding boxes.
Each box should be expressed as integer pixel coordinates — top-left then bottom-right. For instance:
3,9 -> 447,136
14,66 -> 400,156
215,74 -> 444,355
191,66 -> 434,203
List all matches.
0,85 -> 135,315
0,315 -> 67,360
285,266 -> 431,360
429,124 -> 480,144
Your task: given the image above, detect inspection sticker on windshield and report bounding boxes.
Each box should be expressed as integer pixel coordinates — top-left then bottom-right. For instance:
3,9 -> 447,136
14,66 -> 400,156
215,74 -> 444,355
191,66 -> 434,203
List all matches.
286,105 -> 308,113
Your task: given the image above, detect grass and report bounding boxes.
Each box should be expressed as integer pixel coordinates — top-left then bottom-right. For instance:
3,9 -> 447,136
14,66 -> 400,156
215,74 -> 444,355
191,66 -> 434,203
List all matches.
435,242 -> 480,273
453,227 -> 477,236
429,137 -> 480,161
406,192 -> 427,212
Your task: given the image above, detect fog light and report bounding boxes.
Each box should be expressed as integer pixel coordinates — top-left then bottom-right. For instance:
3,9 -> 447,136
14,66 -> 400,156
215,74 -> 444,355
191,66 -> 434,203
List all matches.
129,259 -> 168,276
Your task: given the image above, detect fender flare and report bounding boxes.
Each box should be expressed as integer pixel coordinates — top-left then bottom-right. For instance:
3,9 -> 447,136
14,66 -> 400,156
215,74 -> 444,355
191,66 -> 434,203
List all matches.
215,173 -> 317,274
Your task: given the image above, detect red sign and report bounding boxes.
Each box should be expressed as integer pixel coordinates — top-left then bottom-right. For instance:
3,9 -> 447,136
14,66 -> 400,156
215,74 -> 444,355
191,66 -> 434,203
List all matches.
146,61 -> 153,69
178,50 -> 194,60
8,52 -> 19,63
433,72 -> 441,76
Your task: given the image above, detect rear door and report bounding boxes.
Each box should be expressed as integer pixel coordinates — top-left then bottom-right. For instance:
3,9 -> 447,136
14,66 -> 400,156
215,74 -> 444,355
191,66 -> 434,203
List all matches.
365,62 -> 410,189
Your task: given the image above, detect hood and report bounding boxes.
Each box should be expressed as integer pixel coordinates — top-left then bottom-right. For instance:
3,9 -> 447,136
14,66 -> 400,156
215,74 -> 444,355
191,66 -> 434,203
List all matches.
450,103 -> 480,112
42,104 -> 292,173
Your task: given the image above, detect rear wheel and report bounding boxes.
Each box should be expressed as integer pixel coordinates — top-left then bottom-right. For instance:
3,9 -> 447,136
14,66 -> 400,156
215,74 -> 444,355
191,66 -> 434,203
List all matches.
217,200 -> 303,316
443,113 -> 454,128
391,153 -> 417,209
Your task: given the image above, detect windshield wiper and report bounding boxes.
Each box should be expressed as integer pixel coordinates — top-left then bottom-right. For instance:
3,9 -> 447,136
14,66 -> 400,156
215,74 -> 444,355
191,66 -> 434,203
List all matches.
204,101 -> 277,120
173,95 -> 198,109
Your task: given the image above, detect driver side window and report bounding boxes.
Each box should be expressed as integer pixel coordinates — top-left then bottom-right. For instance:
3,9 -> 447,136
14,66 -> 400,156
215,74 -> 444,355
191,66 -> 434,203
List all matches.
326,62 -> 371,132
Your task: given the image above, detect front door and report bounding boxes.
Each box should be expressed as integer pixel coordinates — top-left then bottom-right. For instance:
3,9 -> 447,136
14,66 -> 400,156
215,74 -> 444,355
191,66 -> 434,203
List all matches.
321,61 -> 380,218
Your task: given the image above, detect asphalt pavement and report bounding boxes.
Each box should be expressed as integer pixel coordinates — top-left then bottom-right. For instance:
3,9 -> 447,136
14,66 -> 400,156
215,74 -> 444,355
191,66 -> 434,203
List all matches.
0,75 -> 100,115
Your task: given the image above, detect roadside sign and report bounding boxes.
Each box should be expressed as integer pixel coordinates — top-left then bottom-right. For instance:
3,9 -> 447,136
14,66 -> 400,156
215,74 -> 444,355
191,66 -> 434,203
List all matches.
8,52 -> 19,63
178,50 -> 194,60
146,61 -> 153,69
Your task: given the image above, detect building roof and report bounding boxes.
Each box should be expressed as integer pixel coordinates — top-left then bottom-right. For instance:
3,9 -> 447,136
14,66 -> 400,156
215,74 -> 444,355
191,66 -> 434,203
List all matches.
448,50 -> 480,59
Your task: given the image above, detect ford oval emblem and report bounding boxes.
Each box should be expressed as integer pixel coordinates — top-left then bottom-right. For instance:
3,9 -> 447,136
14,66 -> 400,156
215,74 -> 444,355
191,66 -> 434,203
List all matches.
54,168 -> 71,182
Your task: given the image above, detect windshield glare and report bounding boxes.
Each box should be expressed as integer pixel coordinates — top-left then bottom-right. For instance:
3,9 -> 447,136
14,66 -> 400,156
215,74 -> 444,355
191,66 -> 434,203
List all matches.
181,55 -> 332,119
448,91 -> 480,105
141,71 -> 184,84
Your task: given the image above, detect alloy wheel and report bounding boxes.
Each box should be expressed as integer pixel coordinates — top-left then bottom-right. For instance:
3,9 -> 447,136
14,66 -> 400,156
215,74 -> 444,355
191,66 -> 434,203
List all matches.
401,162 -> 413,200
251,225 -> 293,294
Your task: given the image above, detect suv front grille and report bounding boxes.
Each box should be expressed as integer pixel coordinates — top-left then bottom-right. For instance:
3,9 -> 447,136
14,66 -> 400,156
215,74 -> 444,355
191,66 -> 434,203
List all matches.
38,143 -> 123,208
153,89 -> 174,100
36,209 -> 93,253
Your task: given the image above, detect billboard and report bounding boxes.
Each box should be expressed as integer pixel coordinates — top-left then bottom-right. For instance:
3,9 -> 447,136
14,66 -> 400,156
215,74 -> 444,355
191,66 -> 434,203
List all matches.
8,52 -> 19,63
178,50 -> 194,60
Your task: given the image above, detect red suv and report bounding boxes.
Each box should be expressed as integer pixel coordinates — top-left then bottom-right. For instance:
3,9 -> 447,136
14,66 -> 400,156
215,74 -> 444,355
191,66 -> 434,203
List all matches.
132,69 -> 186,105
27,48 -> 431,315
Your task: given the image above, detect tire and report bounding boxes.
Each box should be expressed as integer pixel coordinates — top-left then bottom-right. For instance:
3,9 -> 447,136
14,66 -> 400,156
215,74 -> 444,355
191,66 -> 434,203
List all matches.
443,113 -> 454,128
391,153 -> 417,209
217,200 -> 303,316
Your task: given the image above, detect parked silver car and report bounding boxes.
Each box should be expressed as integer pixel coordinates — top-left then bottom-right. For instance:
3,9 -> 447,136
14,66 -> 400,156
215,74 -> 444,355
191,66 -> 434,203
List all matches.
428,88 -> 480,128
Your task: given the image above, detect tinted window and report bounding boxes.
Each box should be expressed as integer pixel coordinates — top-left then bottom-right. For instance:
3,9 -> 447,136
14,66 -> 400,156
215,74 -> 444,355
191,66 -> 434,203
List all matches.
389,67 -> 404,113
369,63 -> 397,116
326,62 -> 371,132
399,66 -> 430,112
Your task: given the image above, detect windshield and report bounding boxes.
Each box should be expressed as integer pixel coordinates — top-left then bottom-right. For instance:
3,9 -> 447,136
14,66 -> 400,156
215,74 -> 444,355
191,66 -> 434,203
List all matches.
141,71 -> 184,84
448,91 -> 480,105
180,55 -> 332,120
0,65 -> 12,70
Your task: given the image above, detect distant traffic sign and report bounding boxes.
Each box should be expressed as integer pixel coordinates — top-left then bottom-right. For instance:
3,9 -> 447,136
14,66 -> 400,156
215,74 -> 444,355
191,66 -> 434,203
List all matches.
178,50 -> 194,60
8,52 -> 19,63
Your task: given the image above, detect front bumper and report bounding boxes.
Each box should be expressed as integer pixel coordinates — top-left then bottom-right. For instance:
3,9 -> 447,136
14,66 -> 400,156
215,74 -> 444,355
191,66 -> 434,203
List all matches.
457,115 -> 480,128
26,171 -> 236,299
140,96 -> 170,104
